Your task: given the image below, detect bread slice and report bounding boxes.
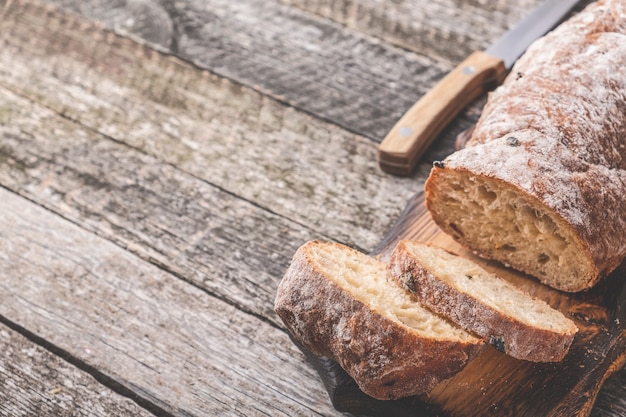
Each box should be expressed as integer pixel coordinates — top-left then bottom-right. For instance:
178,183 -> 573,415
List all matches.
274,240 -> 484,400
388,240 -> 578,362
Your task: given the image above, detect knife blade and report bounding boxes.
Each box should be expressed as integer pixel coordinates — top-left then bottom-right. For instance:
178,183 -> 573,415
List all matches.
377,0 -> 579,176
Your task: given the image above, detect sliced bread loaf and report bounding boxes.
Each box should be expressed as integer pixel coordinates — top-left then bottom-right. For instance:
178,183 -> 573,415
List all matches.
274,240 -> 484,400
388,240 -> 578,362
424,0 -> 626,292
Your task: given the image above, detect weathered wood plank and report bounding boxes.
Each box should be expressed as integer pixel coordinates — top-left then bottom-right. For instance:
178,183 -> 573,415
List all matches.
0,187 -> 338,417
276,1 -> 593,63
593,369 -> 626,417
41,0 -> 596,147
41,0 -> 465,143
1,1 -> 622,416
0,0 -> 424,253
276,0 -> 542,63
0,323 -> 156,417
0,85 -> 317,325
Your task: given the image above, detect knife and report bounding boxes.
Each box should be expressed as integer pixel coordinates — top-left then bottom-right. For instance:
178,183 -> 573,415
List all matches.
377,0 -> 580,176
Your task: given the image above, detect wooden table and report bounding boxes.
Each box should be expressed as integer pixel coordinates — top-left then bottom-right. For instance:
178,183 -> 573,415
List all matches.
0,0 -> 624,415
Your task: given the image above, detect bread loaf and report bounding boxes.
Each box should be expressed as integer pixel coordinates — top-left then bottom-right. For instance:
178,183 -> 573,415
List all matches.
388,240 -> 578,362
274,241 -> 484,400
425,0 -> 626,292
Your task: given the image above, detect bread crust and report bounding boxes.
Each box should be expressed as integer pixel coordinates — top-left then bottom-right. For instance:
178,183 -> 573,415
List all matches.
388,241 -> 578,362
274,241 -> 484,400
425,0 -> 626,291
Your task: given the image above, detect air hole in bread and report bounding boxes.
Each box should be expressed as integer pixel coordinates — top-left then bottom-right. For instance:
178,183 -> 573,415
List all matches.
478,185 -> 497,203
383,379 -> 396,387
449,222 -> 464,238
538,253 -> 550,264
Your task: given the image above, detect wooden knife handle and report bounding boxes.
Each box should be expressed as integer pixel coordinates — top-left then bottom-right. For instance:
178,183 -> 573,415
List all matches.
377,51 -> 506,176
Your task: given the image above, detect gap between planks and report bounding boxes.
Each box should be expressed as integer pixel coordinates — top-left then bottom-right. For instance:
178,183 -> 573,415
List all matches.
42,0 -> 457,142
0,322 -> 160,417
0,187 -> 338,416
0,0 -> 425,253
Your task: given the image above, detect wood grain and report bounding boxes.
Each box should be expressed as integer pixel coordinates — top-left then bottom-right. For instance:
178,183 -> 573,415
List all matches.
42,0 -> 461,143
0,187 -> 337,416
42,0 -> 594,149
0,1 -> 623,416
0,85 -> 313,325
0,323 -> 155,417
0,0 -> 424,253
276,1 -> 597,64
276,0 -> 542,64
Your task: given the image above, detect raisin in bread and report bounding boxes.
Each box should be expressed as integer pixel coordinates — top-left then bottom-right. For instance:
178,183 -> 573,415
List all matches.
424,0 -> 626,292
274,240 -> 484,400
388,240 -> 578,362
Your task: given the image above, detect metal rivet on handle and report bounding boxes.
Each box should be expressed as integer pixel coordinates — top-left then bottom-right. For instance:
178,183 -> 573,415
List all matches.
399,126 -> 413,136
462,66 -> 476,75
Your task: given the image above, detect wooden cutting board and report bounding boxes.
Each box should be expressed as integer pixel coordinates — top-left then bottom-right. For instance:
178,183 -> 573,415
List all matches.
297,191 -> 626,417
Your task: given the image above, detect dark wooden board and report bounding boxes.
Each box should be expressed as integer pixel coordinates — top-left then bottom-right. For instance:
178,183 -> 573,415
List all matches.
306,192 -> 626,417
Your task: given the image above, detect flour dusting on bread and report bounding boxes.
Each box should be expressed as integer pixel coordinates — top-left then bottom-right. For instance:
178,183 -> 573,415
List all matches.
426,0 -> 626,291
388,240 -> 578,362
